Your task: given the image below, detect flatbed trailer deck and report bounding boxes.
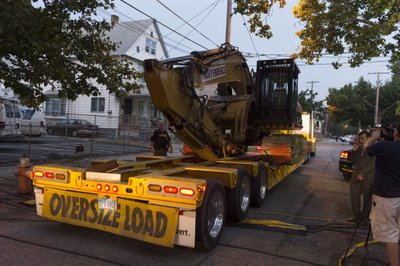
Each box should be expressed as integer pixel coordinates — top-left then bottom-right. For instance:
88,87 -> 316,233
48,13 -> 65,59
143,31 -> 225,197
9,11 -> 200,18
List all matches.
31,152 -> 305,250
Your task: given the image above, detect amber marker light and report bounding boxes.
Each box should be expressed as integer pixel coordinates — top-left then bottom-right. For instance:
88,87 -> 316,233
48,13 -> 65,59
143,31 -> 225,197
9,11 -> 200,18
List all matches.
96,184 -> 102,190
112,186 -> 118,193
55,173 -> 66,180
164,186 -> 178,194
104,184 -> 110,191
148,184 -> 162,192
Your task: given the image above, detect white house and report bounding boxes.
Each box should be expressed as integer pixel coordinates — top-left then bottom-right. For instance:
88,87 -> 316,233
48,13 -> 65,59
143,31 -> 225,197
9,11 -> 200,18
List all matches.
44,17 -> 169,139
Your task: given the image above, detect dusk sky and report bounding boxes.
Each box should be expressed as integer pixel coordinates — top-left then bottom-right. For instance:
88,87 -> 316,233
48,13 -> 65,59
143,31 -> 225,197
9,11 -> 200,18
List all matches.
107,0 -> 392,101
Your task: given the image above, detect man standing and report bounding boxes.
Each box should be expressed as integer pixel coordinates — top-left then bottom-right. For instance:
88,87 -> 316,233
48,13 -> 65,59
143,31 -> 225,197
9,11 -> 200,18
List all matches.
365,123 -> 400,266
348,131 -> 375,224
150,121 -> 172,156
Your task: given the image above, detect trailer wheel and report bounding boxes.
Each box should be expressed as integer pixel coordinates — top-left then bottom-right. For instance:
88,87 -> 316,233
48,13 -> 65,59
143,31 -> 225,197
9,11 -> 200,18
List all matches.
196,179 -> 226,251
227,167 -> 251,221
251,162 -> 268,207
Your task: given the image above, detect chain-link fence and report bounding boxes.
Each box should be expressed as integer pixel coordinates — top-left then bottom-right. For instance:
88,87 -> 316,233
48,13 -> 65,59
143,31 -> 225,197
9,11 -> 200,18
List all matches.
44,113 -> 163,142
0,112 -> 183,161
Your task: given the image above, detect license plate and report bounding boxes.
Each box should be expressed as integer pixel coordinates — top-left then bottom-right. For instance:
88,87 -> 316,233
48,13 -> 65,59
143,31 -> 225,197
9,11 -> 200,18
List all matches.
98,197 -> 117,210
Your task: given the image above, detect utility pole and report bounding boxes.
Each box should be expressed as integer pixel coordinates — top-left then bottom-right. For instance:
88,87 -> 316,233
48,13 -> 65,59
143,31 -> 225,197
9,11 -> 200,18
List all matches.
225,0 -> 232,44
368,72 -> 390,125
306,81 -> 319,138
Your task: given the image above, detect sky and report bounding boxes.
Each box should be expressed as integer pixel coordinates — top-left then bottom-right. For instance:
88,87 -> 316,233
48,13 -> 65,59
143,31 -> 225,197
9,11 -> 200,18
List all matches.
107,0 -> 392,101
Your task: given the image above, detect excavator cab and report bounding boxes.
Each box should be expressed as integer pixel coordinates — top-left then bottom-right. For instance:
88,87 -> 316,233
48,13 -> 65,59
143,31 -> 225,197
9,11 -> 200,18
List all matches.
254,59 -> 302,129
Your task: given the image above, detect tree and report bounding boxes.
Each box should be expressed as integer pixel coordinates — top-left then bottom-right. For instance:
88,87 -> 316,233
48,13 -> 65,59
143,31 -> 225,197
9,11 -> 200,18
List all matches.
326,75 -> 400,128
0,0 -> 141,107
298,89 -> 324,118
234,0 -> 400,67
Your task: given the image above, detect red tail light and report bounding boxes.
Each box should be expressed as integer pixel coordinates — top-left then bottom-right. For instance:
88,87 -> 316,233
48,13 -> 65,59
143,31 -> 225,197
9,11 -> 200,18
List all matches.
256,146 -> 263,151
164,186 -> 178,194
0,122 -> 5,130
340,151 -> 349,159
45,172 -> 55,179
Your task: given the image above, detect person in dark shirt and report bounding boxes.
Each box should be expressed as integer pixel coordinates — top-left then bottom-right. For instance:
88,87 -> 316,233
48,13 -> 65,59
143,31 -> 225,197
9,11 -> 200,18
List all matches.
365,123 -> 400,266
150,121 -> 172,156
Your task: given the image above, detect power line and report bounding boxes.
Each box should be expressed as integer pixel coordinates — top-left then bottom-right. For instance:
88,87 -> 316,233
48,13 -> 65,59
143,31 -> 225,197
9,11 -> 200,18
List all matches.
165,0 -> 222,54
119,0 -> 208,50
241,15 -> 260,59
97,8 -> 195,56
155,0 -> 218,47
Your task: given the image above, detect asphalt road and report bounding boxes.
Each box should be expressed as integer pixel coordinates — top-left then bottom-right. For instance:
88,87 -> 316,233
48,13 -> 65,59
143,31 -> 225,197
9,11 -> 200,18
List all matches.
0,140 -> 388,266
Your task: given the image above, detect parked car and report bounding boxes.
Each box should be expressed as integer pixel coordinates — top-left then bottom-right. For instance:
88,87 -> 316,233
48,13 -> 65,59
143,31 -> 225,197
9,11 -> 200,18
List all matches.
20,108 -> 46,136
339,149 -> 353,180
47,119 -> 99,137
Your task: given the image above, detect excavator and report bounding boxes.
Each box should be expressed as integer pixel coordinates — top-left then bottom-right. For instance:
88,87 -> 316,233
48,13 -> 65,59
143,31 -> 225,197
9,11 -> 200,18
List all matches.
144,43 -> 303,161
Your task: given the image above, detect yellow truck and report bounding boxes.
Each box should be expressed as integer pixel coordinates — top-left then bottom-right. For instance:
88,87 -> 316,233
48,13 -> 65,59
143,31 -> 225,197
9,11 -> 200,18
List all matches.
294,112 -> 317,160
31,44 -> 308,250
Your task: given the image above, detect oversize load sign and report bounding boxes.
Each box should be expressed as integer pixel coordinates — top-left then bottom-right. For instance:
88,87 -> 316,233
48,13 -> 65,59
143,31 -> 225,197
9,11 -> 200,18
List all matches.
42,188 -> 179,247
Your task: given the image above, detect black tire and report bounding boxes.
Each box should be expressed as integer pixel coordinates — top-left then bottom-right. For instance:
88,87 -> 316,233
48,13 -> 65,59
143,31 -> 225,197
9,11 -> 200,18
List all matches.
226,167 -> 251,221
196,179 -> 226,251
250,162 -> 268,208
342,172 -> 352,181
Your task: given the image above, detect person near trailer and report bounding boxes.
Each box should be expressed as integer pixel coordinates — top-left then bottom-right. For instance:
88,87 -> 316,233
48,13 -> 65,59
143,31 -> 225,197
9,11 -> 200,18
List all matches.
150,121 -> 172,156
347,131 -> 375,224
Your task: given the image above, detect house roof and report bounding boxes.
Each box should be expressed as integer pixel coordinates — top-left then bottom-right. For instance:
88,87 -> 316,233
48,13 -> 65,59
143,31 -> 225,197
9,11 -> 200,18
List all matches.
108,19 -> 169,58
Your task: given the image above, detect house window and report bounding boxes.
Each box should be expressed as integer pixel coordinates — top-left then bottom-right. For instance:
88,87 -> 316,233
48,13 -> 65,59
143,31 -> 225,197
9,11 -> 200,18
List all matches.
151,104 -> 163,118
145,38 -> 156,55
136,46 -> 140,53
138,100 -> 145,117
150,31 -> 153,37
91,97 -> 105,113
45,97 -> 66,116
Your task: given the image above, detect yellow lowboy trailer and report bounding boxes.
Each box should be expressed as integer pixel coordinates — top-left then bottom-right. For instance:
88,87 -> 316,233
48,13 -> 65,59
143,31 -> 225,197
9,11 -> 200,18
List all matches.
31,152 -> 305,250
31,46 -> 309,250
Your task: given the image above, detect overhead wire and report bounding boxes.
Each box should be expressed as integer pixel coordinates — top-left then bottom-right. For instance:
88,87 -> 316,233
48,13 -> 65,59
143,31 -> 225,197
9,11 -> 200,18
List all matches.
241,15 -> 260,59
119,0 -> 209,50
97,8 -> 194,56
165,0 -> 223,54
155,0 -> 219,47
161,0 -> 223,38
